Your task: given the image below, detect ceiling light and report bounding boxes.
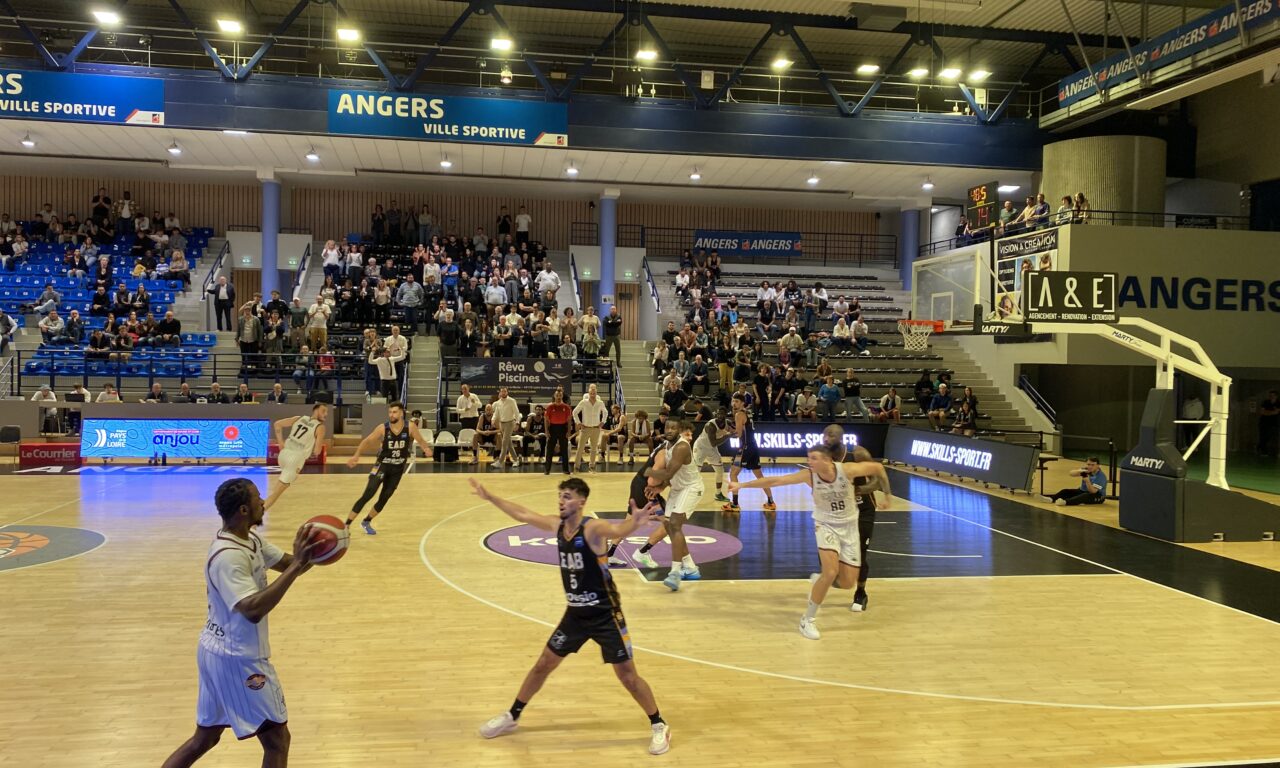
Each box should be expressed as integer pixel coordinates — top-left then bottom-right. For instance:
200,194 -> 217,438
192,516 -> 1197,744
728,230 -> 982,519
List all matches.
939,67 -> 962,80
635,48 -> 658,62
566,164 -> 579,176
907,67 -> 929,78
856,64 -> 880,75
336,27 -> 360,42
305,147 -> 320,162
997,184 -> 1021,193
500,66 -> 513,84
92,9 -> 121,26
806,174 -> 820,186
20,133 -> 35,148
689,169 -> 701,181
222,129 -> 248,136
439,156 -> 453,169
166,141 -> 182,156
968,69 -> 991,82
922,178 -> 935,191
491,37 -> 513,51
771,57 -> 793,71
216,18 -> 242,34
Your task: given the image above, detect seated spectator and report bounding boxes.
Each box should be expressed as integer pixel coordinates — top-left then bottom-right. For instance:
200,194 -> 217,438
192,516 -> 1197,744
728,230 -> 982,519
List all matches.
795,386 -> 818,421
625,409 -> 653,463
927,383 -> 953,430
913,371 -> 935,415
155,311 -> 182,347
89,286 -> 111,316
173,383 -> 197,403
470,405 -> 499,464
0,308 -> 14,354
951,399 -> 977,436
140,383 -> 168,403
852,317 -> 872,356
167,251 -> 191,289
686,354 -> 711,395
96,383 -> 121,403
559,337 -> 579,362
233,383 -> 256,404
33,283 -> 60,316
266,383 -> 288,403
662,378 -> 687,414
92,256 -> 113,289
110,328 -> 134,362
205,382 -> 231,404
63,310 -> 85,345
314,346 -> 336,390
31,384 -> 59,431
829,317 -> 853,356
877,388 -> 903,423
38,310 -> 65,344
111,283 -> 133,316
65,249 -> 89,279
291,346 -> 312,391
85,330 -> 111,359
1042,457 -> 1108,506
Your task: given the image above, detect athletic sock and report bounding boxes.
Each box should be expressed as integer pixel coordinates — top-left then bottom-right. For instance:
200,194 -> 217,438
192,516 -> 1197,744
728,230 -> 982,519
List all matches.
731,493 -> 739,505
681,555 -> 696,569
638,542 -> 654,554
606,542 -> 619,557
363,515 -> 373,524
509,699 -> 527,721
648,710 -> 665,726
804,600 -> 821,620
669,562 -> 681,575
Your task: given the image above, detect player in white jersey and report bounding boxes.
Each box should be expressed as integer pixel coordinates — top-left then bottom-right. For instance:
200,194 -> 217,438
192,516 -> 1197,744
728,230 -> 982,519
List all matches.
729,444 -> 890,640
691,407 -> 733,503
162,478 -> 320,768
263,403 -> 329,511
642,420 -> 703,591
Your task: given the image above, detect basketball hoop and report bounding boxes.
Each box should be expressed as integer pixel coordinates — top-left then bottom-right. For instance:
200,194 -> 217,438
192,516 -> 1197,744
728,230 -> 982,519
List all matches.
898,319 -> 937,352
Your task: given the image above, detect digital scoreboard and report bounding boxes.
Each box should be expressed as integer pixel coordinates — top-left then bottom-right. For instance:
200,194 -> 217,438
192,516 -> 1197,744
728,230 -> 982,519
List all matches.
967,181 -> 1000,231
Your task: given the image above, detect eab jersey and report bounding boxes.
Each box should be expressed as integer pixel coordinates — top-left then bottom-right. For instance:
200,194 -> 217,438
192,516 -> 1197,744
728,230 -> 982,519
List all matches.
811,462 -> 857,527
666,436 -> 701,493
201,531 -> 285,659
284,415 -> 320,454
378,422 -> 410,467
559,521 -> 620,610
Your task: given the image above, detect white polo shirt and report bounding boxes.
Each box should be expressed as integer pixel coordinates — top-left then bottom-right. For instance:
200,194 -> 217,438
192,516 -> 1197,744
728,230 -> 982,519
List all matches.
456,392 -> 482,420
493,396 -> 521,424
574,397 -> 607,428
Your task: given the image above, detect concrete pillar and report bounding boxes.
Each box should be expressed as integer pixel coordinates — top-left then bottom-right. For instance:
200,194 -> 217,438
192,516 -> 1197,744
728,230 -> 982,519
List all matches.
1041,136 -> 1167,216
899,208 -> 920,292
597,188 -> 620,316
260,174 -> 281,297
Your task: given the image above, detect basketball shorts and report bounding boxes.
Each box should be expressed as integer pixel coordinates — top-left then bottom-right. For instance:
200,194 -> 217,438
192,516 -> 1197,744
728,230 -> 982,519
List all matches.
277,447 -> 308,485
814,521 -> 863,567
692,441 -> 722,468
734,448 -> 762,471
665,484 -> 704,518
629,476 -> 666,512
547,607 -> 633,664
195,645 -> 287,739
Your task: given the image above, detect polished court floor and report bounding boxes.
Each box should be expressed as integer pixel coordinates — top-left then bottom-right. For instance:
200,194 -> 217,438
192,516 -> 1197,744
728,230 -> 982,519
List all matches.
3,464 -> 1280,767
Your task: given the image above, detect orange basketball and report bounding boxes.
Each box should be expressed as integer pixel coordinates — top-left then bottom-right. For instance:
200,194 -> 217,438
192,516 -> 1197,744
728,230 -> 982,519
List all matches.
305,515 -> 349,566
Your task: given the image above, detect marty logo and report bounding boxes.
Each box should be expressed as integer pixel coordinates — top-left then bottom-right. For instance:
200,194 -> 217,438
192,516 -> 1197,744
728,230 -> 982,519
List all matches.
1128,456 -> 1166,469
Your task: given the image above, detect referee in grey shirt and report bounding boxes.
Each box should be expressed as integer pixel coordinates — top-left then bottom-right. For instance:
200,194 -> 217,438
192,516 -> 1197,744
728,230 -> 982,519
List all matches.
492,387 -> 522,468
572,383 -> 608,472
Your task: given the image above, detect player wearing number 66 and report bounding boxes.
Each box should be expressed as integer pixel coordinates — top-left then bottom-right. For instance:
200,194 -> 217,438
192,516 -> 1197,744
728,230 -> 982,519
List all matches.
728,445 -> 890,641
263,403 -> 329,511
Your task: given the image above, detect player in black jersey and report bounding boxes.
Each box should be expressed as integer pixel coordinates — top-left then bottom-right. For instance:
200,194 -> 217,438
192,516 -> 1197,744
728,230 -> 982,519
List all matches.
824,424 -> 883,611
722,392 -> 775,512
621,424 -> 675,570
343,402 -> 433,535
471,477 -> 672,756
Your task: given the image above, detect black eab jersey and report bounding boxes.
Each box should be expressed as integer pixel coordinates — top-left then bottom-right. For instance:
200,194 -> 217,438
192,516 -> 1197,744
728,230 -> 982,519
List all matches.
378,422 -> 410,467
558,521 -> 621,611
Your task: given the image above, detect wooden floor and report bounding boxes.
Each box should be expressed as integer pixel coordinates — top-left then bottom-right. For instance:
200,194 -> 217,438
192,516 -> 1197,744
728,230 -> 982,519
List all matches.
4,468 -> 1280,768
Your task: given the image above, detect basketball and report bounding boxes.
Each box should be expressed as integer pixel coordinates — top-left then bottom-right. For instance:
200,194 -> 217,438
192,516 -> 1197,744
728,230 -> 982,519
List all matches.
305,515 -> 349,566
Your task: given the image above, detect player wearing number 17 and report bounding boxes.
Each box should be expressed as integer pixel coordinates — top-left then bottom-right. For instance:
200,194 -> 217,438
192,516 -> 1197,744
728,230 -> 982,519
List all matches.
728,445 -> 891,640
470,477 -> 673,756
263,403 -> 328,511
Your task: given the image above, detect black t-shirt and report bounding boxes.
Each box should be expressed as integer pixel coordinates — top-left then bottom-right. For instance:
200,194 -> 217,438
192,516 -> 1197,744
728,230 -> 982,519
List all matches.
752,374 -> 769,398
663,388 -> 688,412
842,378 -> 861,397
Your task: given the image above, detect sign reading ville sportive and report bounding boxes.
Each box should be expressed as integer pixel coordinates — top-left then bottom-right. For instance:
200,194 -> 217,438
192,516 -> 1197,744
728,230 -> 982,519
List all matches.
328,91 -> 568,146
0,69 -> 164,124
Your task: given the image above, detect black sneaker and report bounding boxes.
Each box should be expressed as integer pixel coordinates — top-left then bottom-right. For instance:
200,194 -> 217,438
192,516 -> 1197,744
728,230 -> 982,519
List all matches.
851,590 -> 869,612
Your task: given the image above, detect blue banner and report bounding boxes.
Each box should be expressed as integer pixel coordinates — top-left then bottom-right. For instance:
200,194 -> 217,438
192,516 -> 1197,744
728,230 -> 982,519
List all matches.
1058,0 -> 1280,106
328,91 -> 568,146
0,69 -> 165,124
692,229 -> 803,259
81,418 -> 269,459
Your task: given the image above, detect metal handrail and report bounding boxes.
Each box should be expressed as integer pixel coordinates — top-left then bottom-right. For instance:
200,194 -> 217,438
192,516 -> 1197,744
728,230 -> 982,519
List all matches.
920,209 -> 1252,257
200,239 -> 230,298
0,355 -> 14,397
291,242 -> 311,303
1017,374 -> 1058,425
641,256 -> 660,312
613,362 -> 626,415
568,252 -> 583,313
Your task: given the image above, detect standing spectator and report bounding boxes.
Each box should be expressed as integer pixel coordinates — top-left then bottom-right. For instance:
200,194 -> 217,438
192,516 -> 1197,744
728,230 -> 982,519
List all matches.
878,387 -> 902,423
370,204 -> 386,244
1073,192 -> 1091,224
492,386 -> 522,468
374,349 -> 398,399
926,384 -> 953,430
288,298 -> 307,349
114,190 -> 138,237
385,201 -> 402,245
404,206 -> 420,246
572,384 -> 607,473
91,187 -> 112,222
544,386 -> 573,475
495,205 -> 513,239
207,276 -> 235,331
1056,195 -> 1074,225
600,305 -> 623,364
396,273 -> 425,335
843,369 -> 870,420
1031,193 -> 1051,228
456,383 -> 482,430
535,261 -> 560,296
514,205 -> 532,246
237,306 -> 263,361
306,294 -> 330,351
384,325 -> 410,385
437,309 -> 460,359
1042,457 -> 1108,506
0,308 -> 15,354
262,311 -> 286,358
1259,390 -> 1280,457
418,205 -> 434,245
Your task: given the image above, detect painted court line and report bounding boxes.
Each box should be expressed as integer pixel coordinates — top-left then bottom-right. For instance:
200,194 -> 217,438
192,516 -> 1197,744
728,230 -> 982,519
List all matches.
1,479 -> 128,527
421,496 -> 1280,712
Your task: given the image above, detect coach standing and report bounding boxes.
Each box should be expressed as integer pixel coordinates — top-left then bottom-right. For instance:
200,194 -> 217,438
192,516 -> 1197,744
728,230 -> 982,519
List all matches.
544,387 -> 573,475
573,383 -> 608,473
600,305 -> 623,365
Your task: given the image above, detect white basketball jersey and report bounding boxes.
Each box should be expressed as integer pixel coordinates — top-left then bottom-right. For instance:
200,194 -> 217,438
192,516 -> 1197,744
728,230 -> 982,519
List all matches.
811,463 -> 856,526
200,531 -> 284,659
667,436 -> 701,493
283,415 -> 320,454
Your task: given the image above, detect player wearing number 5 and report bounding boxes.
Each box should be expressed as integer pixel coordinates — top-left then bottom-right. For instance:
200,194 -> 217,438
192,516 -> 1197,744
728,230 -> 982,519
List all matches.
728,445 -> 890,640
263,403 -> 329,511
471,478 -> 673,756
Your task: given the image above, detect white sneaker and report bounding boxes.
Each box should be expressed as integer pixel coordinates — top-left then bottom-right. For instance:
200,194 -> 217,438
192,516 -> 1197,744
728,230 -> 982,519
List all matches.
633,551 -> 660,569
1054,498 -> 1067,506
607,554 -> 628,566
1038,495 -> 1054,503
648,722 -> 672,755
479,711 -> 518,739
799,617 -> 821,640
512,460 -> 520,468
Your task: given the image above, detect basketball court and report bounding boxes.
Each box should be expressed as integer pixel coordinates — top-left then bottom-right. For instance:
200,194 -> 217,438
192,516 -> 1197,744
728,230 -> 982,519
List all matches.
5,464 -> 1280,768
